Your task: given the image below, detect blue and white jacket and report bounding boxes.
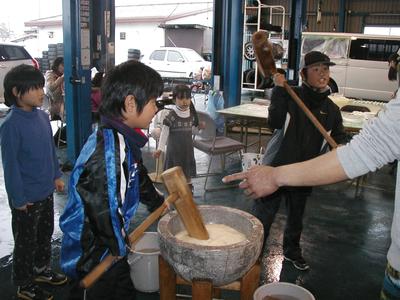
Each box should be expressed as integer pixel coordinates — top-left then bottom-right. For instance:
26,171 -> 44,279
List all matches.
60,118 -> 163,279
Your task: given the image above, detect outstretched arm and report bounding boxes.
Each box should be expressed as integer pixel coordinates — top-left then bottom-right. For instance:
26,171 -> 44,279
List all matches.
224,87 -> 400,198
223,150 -> 348,199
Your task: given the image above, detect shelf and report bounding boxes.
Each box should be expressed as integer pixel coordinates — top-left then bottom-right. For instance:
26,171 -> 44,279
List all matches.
241,1 -> 286,93
243,87 -> 265,92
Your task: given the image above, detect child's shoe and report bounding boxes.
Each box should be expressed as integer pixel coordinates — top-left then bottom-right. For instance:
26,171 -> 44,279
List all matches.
34,267 -> 68,286
17,283 -> 53,300
283,254 -> 310,271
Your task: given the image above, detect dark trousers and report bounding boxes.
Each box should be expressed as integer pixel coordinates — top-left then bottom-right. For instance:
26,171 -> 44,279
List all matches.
11,195 -> 54,286
252,190 -> 307,258
68,258 -> 136,300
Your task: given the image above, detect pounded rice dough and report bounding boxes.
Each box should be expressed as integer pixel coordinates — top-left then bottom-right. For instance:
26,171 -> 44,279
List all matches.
175,224 -> 246,246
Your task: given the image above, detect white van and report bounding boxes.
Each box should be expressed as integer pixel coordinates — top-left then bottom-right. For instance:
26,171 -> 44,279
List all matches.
301,32 -> 400,101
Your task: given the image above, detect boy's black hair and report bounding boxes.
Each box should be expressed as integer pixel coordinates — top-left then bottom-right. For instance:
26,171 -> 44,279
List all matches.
91,72 -> 104,88
301,68 -> 309,80
51,57 -> 64,73
99,60 -> 163,119
172,84 -> 191,101
3,64 -> 45,107
171,84 -> 199,125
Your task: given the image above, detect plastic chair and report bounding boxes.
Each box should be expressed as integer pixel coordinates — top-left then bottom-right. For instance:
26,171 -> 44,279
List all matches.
193,111 -> 245,191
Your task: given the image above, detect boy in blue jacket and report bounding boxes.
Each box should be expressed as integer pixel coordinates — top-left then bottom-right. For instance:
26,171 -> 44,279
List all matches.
0,64 -> 66,300
60,60 -> 164,300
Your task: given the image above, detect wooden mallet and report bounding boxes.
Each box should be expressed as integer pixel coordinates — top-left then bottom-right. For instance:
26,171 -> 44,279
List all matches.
161,166 -> 209,240
252,30 -> 338,149
80,166 -> 208,289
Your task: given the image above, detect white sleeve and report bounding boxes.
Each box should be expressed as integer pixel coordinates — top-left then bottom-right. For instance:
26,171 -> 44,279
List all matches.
337,88 -> 400,179
157,125 -> 170,152
192,126 -> 200,135
154,109 -> 168,127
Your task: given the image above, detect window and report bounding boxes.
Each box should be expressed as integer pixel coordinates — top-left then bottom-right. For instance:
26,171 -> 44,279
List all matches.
0,45 -> 30,61
167,50 -> 184,62
150,50 -> 166,61
364,26 -> 400,36
120,32 -> 126,40
349,38 -> 400,61
301,36 -> 349,59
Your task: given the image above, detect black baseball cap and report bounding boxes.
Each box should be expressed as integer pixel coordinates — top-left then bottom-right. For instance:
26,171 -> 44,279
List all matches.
302,51 -> 336,68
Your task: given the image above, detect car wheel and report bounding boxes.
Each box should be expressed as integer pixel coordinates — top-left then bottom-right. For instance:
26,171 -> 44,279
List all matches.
243,68 -> 252,83
245,68 -> 269,89
244,42 -> 256,61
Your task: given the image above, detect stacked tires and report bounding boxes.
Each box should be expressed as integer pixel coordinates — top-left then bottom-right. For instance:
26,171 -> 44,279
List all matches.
40,51 -> 49,73
48,44 -> 58,68
128,49 -> 141,61
38,43 -> 64,73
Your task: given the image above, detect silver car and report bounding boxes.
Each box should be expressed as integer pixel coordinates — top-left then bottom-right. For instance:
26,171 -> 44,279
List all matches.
0,43 -> 39,103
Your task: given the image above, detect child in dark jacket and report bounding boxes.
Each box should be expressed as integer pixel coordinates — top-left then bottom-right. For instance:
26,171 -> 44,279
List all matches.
254,51 -> 347,271
0,64 -> 66,300
60,61 -> 164,300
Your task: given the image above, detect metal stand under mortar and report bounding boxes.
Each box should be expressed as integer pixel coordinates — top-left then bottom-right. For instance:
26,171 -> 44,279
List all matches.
159,255 -> 261,300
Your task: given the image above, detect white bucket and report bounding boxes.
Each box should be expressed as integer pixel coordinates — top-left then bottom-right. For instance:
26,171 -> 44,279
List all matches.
253,282 -> 315,300
241,149 -> 264,171
127,232 -> 160,293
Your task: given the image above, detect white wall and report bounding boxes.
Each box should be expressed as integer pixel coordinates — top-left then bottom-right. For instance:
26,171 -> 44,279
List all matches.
23,26 -> 63,58
20,12 -> 212,65
21,22 -> 165,65
115,23 -> 165,65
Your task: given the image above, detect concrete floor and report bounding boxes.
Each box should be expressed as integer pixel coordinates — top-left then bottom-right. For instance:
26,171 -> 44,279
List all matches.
0,99 -> 395,299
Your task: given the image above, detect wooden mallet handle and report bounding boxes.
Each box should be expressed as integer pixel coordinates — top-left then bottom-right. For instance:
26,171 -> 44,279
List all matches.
161,166 -> 209,240
80,193 -> 179,289
252,31 -> 338,149
282,81 -> 338,148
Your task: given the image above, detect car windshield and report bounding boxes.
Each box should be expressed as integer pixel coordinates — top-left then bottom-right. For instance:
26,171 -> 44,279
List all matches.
302,36 -> 349,59
0,45 -> 30,61
149,50 -> 166,61
182,49 -> 204,62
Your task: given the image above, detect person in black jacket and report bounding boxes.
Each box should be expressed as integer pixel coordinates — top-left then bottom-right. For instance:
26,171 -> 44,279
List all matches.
254,51 -> 347,271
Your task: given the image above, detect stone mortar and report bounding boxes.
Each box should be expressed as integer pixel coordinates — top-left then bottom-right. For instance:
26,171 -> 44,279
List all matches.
157,205 -> 264,286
